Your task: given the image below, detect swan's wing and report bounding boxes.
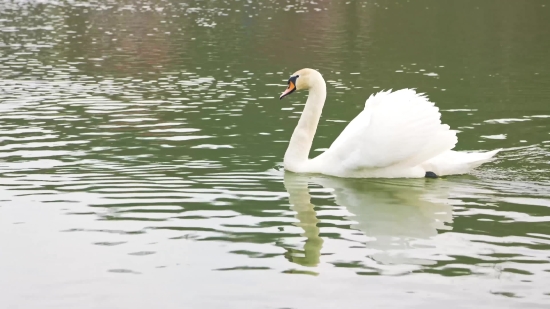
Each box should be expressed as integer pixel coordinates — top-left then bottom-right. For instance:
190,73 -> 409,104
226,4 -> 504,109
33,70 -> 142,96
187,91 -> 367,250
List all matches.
325,89 -> 457,170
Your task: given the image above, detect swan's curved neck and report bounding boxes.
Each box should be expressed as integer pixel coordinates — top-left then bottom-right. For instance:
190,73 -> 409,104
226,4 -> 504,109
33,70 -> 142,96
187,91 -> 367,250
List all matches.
284,75 -> 327,171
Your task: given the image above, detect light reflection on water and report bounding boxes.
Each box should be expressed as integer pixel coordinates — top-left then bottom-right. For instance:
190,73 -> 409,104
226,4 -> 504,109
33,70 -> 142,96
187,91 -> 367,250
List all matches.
1,0 -> 550,307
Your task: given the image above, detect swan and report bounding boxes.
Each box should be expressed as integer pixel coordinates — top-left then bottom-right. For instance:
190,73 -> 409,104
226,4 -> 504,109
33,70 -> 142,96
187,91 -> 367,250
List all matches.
279,68 -> 500,178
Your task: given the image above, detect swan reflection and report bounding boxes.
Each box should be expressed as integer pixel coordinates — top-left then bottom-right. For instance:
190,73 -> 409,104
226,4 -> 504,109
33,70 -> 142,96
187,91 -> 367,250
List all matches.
282,172 -> 454,267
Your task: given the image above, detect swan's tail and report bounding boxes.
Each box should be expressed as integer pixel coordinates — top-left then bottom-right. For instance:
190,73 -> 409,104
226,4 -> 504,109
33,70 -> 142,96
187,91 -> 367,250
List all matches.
467,148 -> 500,162
422,149 -> 501,176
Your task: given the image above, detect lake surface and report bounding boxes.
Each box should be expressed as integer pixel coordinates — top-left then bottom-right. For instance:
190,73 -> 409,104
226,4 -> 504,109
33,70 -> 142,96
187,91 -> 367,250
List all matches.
1,0 -> 550,307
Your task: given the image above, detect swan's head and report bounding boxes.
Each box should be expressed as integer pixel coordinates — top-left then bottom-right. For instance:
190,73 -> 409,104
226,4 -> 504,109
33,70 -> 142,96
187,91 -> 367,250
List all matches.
280,68 -> 322,100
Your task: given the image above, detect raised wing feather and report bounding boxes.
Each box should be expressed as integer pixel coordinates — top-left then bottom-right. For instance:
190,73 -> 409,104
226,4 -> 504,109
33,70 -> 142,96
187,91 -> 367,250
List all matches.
324,89 -> 457,171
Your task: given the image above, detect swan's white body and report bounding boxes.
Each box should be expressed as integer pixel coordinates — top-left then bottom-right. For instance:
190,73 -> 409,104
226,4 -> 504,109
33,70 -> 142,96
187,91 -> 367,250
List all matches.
281,68 -> 499,178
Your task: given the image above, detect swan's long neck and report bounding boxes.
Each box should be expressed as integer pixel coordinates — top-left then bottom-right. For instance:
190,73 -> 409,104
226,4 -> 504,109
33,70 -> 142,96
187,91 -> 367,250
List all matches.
284,75 -> 327,172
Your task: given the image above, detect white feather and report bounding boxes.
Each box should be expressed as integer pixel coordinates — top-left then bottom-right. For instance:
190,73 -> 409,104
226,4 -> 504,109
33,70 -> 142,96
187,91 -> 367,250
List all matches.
311,89 -> 498,177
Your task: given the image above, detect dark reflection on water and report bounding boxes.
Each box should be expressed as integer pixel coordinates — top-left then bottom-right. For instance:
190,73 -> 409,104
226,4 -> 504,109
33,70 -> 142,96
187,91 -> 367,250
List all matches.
1,0 -> 550,307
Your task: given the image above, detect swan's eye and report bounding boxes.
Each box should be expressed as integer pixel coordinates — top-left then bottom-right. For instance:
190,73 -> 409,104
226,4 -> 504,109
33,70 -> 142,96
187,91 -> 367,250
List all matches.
287,75 -> 299,85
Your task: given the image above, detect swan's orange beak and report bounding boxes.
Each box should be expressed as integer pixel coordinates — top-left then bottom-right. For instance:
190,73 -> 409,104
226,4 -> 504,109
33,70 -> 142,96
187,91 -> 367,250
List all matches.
280,81 -> 296,100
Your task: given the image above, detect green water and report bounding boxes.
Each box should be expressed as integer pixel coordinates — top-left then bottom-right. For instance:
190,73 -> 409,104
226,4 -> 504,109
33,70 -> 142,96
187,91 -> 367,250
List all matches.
1,0 -> 549,307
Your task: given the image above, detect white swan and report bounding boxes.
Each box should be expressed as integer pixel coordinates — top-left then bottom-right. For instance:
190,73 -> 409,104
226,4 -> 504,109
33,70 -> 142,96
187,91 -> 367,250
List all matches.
279,68 -> 499,178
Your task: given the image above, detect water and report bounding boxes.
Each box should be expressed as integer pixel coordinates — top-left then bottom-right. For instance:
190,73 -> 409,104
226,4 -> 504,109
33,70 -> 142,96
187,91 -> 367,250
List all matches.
1,0 -> 550,307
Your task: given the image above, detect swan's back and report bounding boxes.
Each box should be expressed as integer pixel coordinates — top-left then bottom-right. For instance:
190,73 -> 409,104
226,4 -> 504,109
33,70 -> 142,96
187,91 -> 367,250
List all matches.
316,89 -> 460,177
